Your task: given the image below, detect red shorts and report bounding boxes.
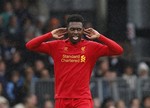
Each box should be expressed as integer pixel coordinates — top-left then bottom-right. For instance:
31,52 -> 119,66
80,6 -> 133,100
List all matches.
55,98 -> 93,108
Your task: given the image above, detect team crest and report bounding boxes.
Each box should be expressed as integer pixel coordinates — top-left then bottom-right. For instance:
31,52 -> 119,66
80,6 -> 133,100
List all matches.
81,46 -> 86,52
64,47 -> 68,51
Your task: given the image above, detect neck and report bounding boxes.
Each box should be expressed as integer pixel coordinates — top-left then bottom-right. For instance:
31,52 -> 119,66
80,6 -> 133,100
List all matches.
69,39 -> 82,45
71,41 -> 78,44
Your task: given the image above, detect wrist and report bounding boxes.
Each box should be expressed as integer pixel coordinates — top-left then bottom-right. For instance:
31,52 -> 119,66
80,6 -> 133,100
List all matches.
49,32 -> 53,38
97,34 -> 101,39
98,34 -> 105,40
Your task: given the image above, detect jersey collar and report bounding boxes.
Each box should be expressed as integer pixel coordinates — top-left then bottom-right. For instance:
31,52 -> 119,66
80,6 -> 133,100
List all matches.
65,38 -> 85,46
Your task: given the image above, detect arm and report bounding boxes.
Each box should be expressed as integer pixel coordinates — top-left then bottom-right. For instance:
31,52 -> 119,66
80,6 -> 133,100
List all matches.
84,28 -> 123,56
26,32 -> 52,54
98,34 -> 123,56
26,28 -> 67,54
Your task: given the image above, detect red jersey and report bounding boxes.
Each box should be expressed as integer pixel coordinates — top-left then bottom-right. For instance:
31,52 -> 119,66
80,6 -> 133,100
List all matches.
26,32 -> 123,99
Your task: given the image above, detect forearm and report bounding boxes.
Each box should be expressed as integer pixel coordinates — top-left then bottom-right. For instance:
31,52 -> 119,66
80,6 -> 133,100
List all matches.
98,34 -> 123,55
26,32 -> 52,50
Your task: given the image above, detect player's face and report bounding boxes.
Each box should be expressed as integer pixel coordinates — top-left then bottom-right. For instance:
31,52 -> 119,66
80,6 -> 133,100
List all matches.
67,22 -> 84,44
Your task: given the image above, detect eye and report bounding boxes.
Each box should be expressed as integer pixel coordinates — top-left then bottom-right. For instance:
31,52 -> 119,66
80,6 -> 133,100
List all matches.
77,28 -> 82,31
70,28 -> 74,31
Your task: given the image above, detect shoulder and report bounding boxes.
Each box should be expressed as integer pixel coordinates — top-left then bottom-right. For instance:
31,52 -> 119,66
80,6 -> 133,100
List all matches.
45,40 -> 64,45
84,39 -> 103,47
7,82 -> 14,87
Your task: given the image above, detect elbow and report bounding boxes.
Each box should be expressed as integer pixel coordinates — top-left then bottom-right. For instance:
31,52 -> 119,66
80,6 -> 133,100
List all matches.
25,42 -> 29,49
118,46 -> 124,55
25,42 -> 32,50
109,46 -> 124,56
112,46 -> 124,55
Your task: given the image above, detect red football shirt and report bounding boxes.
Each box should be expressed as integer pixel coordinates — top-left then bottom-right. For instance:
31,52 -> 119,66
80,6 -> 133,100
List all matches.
26,32 -> 123,99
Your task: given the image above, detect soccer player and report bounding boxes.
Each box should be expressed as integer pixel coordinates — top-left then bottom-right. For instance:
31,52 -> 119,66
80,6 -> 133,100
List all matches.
26,14 -> 123,108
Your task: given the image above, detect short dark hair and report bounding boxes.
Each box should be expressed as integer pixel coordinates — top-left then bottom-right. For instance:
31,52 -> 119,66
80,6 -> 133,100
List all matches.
66,14 -> 84,25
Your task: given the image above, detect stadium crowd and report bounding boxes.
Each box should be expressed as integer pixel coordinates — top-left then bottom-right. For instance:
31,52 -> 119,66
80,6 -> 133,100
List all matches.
0,0 -> 150,108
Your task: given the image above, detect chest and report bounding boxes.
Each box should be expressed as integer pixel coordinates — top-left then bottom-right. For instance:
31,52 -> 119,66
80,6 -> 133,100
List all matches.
54,44 -> 92,63
61,45 -> 87,54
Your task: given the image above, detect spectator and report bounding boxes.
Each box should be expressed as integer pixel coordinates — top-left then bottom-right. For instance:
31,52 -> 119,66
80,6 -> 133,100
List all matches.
137,62 -> 150,91
43,100 -> 54,108
13,0 -> 31,25
0,96 -> 9,108
24,27 -> 35,43
34,59 -> 46,77
6,51 -> 24,78
130,98 -> 140,108
0,59 -> 6,79
43,17 -> 61,33
101,97 -> 115,108
0,2 -> 14,27
142,96 -> 150,108
13,103 -> 25,108
34,17 -> 45,36
122,65 -> 137,90
27,0 -> 39,20
101,69 -> 117,99
40,69 -> 51,80
0,38 -> 16,61
36,0 -> 49,21
23,66 -> 38,95
0,16 -> 5,37
95,57 -> 109,77
93,97 -> 101,108
109,56 -> 126,76
115,100 -> 126,108
137,62 -> 149,79
24,94 -> 38,108
5,15 -> 22,43
0,83 -> 5,96
103,69 -> 117,81
6,70 -> 24,106
22,17 -> 35,33
0,60 -> 7,97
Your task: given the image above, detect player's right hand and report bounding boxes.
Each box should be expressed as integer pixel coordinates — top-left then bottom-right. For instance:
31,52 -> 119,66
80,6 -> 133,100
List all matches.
51,28 -> 67,39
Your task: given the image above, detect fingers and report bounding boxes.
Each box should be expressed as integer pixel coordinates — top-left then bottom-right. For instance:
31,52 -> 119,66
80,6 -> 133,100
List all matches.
84,30 -> 92,39
85,35 -> 92,39
84,28 -> 94,34
58,32 -> 67,36
52,28 -> 67,36
59,29 -> 67,35
52,28 -> 67,33
84,28 -> 93,32
57,35 -> 64,39
85,28 -> 93,30
84,28 -> 92,38
83,31 -> 89,35
58,28 -> 67,32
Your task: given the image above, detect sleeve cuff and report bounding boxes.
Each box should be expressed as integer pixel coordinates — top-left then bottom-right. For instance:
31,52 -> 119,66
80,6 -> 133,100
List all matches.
98,34 -> 105,41
49,32 -> 53,38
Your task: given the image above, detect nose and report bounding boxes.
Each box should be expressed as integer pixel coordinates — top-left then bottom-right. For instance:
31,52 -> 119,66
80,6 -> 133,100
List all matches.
74,30 -> 78,33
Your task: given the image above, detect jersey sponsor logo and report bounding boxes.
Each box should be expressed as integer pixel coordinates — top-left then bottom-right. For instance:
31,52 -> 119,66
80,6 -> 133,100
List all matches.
61,54 -> 86,63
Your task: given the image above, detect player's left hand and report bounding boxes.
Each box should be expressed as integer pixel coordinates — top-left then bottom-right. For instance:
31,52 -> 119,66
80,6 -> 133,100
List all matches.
84,28 -> 101,39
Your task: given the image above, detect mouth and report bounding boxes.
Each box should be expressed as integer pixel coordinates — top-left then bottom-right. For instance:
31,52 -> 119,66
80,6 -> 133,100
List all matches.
72,36 -> 79,40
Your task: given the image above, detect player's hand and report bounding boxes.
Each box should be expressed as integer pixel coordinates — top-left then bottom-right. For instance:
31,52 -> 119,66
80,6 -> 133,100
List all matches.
84,28 -> 101,39
51,28 -> 67,39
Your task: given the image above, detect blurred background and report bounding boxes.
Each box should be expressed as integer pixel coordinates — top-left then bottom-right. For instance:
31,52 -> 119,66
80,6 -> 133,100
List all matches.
0,0 -> 150,108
